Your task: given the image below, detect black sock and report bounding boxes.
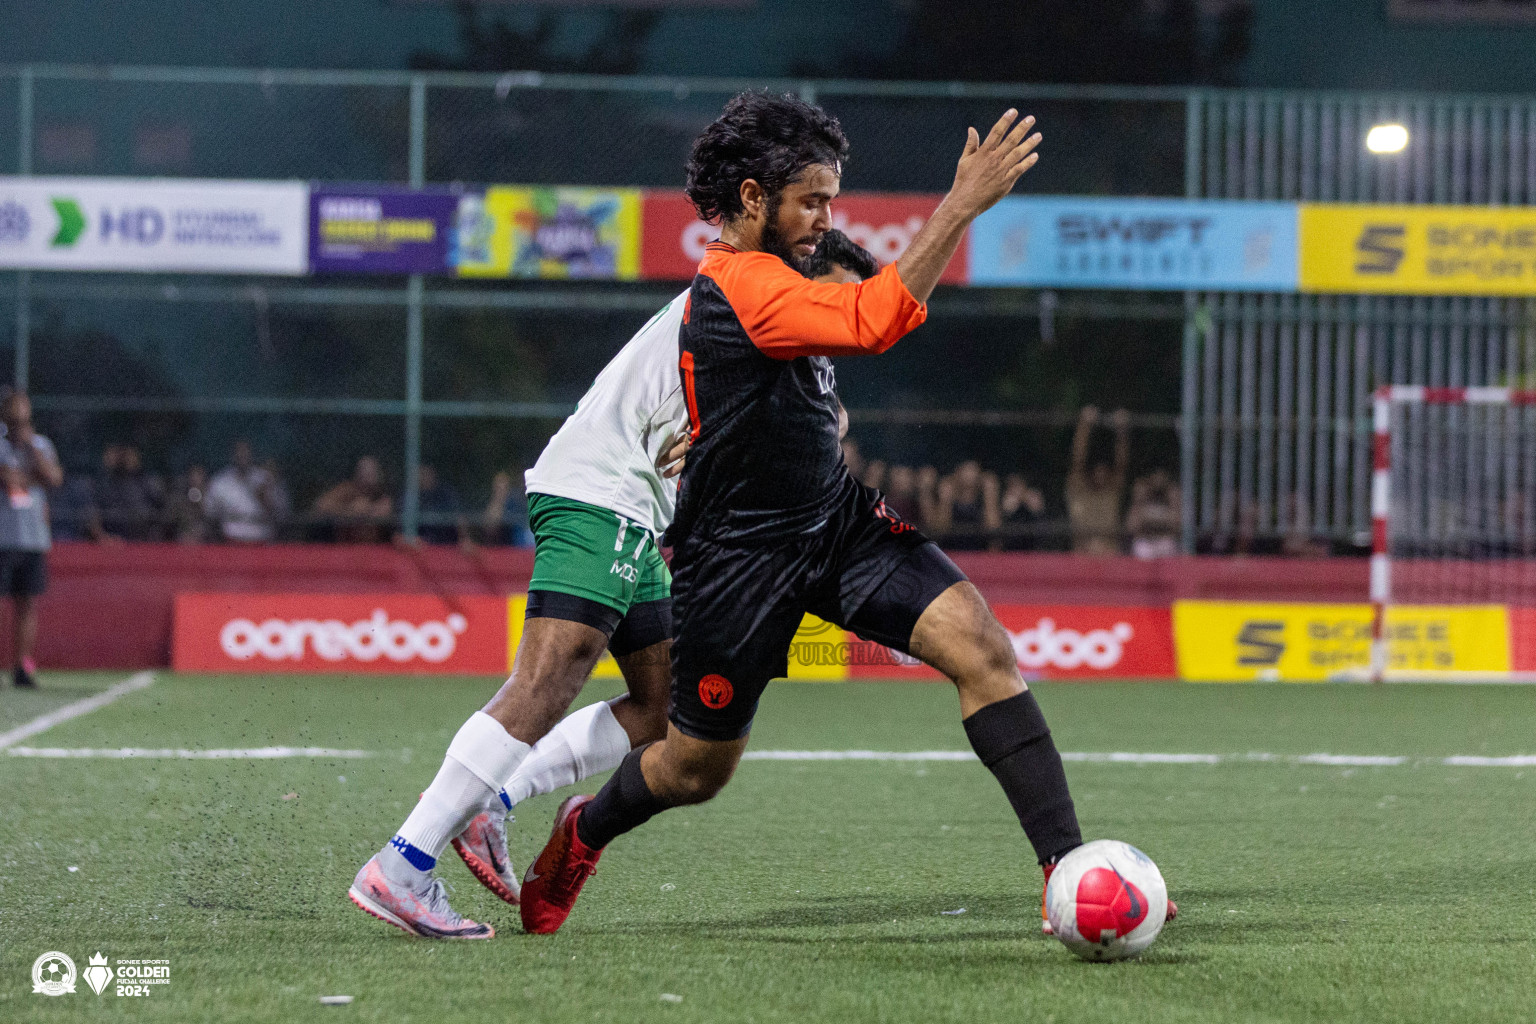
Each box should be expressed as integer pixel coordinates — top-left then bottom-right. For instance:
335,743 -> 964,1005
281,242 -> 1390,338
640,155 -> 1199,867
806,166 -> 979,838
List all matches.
962,690 -> 1083,865
575,745 -> 670,850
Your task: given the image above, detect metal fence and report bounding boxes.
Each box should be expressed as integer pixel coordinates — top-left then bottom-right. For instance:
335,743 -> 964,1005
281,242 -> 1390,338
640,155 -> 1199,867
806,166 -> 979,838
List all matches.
4,65 -> 1535,547
1184,93 -> 1536,552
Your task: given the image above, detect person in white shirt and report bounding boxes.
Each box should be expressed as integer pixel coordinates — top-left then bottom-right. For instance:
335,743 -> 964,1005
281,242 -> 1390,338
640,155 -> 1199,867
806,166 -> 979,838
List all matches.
205,441 -> 284,543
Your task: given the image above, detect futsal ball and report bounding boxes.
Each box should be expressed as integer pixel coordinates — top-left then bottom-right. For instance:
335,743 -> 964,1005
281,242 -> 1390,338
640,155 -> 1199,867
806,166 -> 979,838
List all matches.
1045,839 -> 1168,961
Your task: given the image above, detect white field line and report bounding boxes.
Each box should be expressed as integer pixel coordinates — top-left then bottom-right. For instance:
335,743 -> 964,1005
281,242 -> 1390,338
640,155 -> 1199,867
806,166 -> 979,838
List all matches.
744,750 -> 1536,768
3,742 -> 1531,768
6,746 -> 374,759
0,670 -> 156,750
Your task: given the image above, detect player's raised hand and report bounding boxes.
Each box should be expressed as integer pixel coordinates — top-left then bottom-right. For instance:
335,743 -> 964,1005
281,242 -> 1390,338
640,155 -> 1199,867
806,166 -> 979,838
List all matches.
948,109 -> 1041,218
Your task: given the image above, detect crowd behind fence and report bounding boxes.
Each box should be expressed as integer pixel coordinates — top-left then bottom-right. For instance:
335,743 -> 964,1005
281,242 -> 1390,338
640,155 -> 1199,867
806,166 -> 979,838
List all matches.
5,65 -> 1536,554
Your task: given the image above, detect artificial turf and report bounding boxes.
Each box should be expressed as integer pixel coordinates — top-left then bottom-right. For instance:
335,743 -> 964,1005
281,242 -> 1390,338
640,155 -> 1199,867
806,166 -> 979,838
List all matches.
3,671 -> 1534,1023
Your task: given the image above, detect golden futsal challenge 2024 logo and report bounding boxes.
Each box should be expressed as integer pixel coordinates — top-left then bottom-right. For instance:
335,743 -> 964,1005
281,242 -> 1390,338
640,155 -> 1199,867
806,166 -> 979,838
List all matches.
31,951 -> 170,998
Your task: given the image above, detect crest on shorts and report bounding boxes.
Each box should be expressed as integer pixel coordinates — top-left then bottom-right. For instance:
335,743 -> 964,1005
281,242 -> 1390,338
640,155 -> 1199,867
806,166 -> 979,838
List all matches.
698,673 -> 733,709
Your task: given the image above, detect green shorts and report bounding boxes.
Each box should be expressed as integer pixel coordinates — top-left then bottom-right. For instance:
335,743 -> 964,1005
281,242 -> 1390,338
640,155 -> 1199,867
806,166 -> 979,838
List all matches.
527,493 -> 671,616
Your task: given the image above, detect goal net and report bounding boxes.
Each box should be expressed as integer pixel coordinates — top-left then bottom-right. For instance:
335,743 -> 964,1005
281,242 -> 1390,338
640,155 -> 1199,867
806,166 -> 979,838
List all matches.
1372,386 -> 1536,681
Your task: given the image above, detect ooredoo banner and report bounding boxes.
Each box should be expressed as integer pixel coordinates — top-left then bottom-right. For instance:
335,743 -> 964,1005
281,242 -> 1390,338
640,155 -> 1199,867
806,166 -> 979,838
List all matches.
846,604 -> 1176,681
0,176 -> 309,274
639,190 -> 965,284
173,594 -> 507,674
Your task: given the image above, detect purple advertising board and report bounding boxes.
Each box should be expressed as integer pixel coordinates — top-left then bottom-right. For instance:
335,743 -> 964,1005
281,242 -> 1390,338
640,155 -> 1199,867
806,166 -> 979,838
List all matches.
309,186 -> 458,274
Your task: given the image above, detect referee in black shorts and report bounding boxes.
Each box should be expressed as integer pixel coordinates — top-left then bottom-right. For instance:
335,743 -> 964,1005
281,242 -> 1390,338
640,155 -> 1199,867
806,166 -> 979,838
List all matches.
0,391 -> 63,688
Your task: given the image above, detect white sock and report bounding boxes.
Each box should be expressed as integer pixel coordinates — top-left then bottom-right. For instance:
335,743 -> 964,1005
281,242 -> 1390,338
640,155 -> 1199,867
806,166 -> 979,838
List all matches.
391,711 -> 531,872
503,701 -> 633,809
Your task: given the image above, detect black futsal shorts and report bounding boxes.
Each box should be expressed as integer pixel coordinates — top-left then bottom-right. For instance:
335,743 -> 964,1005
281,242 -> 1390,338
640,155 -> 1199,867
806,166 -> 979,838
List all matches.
667,482 -> 967,741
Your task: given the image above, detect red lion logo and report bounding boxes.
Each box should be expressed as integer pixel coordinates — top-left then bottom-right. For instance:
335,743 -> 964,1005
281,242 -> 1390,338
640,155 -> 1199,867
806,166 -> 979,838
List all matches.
698,673 -> 734,710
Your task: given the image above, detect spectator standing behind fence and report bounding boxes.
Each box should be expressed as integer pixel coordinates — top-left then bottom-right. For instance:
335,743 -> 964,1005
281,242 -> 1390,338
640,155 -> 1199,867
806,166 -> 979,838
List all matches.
313,456 -> 393,543
90,444 -> 160,542
931,459 -> 1001,550
481,470 -> 534,546
412,464 -> 467,546
0,392 -> 62,688
1126,468 -> 1182,559
205,441 -> 285,543
165,465 -> 211,544
1066,406 -> 1129,555
999,473 -> 1046,550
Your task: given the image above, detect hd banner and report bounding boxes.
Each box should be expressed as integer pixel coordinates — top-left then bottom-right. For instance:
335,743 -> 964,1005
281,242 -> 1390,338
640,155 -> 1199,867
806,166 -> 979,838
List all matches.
0,177 -> 309,274
968,196 -> 1300,292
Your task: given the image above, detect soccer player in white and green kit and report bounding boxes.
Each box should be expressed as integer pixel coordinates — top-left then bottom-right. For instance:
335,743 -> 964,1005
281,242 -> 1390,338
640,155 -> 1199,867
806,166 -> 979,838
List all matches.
348,231 -> 881,939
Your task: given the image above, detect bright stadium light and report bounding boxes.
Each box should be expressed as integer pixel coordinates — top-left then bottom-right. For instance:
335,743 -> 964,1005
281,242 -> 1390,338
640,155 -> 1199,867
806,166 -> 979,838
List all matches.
1366,123 -> 1410,154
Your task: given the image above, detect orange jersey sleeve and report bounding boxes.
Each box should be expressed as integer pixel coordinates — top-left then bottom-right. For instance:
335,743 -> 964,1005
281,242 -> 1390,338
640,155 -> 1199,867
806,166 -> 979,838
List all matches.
700,247 -> 927,359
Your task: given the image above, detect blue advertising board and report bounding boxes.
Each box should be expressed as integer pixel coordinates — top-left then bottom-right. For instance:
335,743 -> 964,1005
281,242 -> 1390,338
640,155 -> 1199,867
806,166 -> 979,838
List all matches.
969,197 -> 1299,291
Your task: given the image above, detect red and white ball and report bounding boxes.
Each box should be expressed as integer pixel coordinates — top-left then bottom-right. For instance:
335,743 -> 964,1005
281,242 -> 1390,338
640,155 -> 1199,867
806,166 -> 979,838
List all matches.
1045,839 -> 1168,961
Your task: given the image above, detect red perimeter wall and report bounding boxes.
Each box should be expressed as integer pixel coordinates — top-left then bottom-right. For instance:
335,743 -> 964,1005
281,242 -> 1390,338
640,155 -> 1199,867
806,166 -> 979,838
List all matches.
11,543 -> 1371,671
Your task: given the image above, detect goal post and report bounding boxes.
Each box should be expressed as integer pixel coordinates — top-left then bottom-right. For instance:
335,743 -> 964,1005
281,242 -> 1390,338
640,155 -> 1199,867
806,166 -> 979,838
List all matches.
1371,385 -> 1536,682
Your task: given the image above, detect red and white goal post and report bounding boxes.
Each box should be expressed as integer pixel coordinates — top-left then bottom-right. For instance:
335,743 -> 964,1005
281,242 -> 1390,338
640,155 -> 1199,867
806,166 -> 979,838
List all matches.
1371,386 -> 1536,682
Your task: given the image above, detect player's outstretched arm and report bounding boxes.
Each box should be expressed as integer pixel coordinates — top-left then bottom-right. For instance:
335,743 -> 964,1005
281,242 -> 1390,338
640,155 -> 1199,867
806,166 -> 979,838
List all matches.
896,109 -> 1041,304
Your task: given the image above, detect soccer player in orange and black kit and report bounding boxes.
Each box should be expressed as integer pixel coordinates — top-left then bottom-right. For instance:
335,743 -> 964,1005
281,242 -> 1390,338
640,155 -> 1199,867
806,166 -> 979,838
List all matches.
520,92 -> 1174,935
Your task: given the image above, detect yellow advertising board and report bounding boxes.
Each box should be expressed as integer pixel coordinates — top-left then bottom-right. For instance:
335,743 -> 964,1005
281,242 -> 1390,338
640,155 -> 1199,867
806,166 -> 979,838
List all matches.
458,186 -> 641,280
506,598 -> 846,681
1173,601 -> 1510,681
1299,204 -> 1536,296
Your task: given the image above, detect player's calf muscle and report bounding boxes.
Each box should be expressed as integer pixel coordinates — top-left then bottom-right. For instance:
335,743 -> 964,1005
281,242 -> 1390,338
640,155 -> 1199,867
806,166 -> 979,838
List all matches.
485,617 -> 611,741
910,582 -> 1024,712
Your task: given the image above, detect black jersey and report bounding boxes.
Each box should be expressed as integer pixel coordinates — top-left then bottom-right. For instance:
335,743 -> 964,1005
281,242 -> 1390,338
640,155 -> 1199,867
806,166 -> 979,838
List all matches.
667,241 -> 927,545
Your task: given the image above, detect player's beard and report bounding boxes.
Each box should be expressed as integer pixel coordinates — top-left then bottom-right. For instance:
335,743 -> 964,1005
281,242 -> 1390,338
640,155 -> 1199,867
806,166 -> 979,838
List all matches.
760,193 -> 818,274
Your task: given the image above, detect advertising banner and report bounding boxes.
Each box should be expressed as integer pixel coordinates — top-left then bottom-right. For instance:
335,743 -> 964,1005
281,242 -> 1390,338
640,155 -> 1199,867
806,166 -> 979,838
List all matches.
1512,608 -> 1536,674
969,196 -> 1299,291
847,604 -> 1176,681
0,177 -> 308,274
639,190 -> 965,284
310,186 -> 458,274
1173,600 -> 1511,681
456,186 -> 641,279
1299,204 -> 1536,296
173,594 -> 507,674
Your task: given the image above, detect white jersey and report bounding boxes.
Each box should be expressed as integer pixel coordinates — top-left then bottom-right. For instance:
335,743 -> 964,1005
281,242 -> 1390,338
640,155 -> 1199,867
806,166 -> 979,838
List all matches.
524,291 -> 689,535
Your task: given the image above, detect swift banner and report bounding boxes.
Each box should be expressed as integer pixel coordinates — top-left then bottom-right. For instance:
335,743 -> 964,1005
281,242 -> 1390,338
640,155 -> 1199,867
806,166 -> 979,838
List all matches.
1298,204 -> 1536,295
639,190 -> 965,283
455,186 -> 641,279
173,594 -> 508,674
309,186 -> 458,274
969,196 -> 1299,291
0,177 -> 309,274
1172,601 -> 1511,681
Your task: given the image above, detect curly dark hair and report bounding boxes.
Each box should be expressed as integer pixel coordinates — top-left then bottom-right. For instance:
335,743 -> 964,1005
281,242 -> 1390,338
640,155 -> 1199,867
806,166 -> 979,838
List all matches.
685,91 -> 850,225
803,229 -> 880,281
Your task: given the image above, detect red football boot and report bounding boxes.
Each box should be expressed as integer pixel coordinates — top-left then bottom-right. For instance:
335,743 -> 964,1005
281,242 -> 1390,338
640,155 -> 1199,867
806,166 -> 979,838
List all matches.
1166,897 -> 1179,921
519,795 -> 602,934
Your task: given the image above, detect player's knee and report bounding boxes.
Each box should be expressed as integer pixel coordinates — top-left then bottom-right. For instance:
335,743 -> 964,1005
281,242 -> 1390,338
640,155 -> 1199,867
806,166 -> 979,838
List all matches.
946,614 -> 1019,692
659,763 -> 730,805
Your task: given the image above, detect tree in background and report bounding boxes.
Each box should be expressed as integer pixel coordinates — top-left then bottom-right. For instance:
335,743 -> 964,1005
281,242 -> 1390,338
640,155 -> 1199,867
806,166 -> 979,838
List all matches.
811,0 -> 1252,85
409,1 -> 659,74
